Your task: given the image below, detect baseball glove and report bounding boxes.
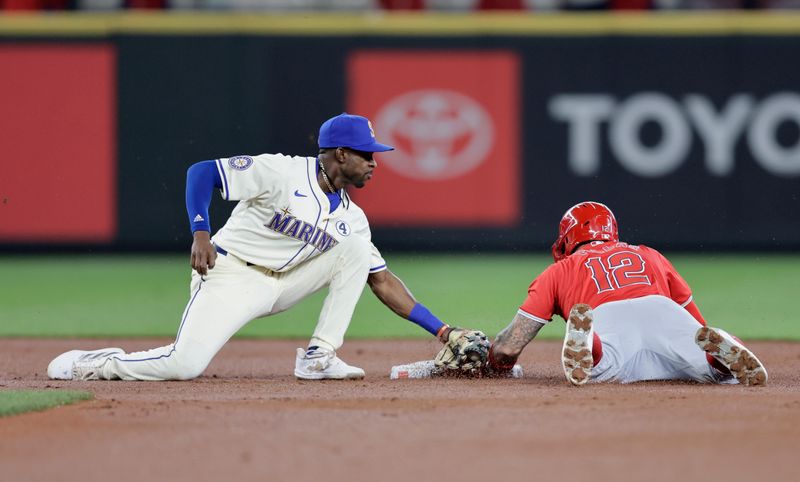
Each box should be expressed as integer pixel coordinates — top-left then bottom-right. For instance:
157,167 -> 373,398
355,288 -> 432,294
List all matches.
434,327 -> 490,375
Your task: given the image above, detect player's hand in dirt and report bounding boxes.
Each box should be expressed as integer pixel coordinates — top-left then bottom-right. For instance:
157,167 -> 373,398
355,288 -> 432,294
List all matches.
191,231 -> 217,276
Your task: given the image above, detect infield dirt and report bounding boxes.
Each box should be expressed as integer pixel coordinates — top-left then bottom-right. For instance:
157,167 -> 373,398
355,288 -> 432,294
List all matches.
1,338 -> 798,482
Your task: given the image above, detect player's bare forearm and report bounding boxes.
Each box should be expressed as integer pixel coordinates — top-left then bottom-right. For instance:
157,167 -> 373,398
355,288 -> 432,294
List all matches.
490,313 -> 545,368
367,269 -> 417,318
190,230 -> 217,276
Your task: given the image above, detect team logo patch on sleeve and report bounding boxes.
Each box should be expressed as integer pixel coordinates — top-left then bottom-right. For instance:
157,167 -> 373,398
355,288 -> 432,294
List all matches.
228,156 -> 254,171
335,220 -> 351,237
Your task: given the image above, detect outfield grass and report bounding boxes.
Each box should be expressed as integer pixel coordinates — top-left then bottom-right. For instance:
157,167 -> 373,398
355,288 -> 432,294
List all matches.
0,390 -> 92,417
0,253 -> 797,340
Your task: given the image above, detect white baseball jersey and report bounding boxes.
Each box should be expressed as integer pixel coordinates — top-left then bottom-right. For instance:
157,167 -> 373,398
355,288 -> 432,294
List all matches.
211,153 -> 386,273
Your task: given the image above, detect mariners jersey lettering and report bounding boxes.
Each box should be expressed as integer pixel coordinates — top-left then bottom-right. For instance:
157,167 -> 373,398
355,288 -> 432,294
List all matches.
265,211 -> 340,253
210,153 -> 386,273
520,242 -> 693,322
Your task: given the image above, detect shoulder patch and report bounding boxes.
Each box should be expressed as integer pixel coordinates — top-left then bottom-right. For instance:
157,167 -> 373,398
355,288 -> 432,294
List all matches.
335,220 -> 351,237
228,155 -> 254,171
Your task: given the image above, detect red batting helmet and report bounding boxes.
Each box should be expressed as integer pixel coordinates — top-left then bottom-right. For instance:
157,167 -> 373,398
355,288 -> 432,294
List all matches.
551,201 -> 619,262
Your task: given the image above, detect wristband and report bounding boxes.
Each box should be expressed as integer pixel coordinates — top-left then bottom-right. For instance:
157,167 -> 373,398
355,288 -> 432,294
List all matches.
408,303 -> 445,337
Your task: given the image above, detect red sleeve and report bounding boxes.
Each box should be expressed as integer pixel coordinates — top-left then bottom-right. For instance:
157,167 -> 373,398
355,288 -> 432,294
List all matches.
519,264 -> 559,321
653,249 -> 693,306
683,300 -> 707,326
650,248 -> 705,324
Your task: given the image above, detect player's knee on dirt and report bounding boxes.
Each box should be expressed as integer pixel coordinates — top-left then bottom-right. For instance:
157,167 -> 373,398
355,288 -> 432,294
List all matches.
165,350 -> 212,380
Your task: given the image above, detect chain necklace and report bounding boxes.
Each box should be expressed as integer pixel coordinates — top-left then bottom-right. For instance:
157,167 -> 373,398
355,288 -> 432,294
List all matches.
317,157 -> 347,209
318,157 -> 338,194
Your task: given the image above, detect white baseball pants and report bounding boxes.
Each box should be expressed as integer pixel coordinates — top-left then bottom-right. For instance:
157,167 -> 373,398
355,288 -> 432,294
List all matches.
100,235 -> 371,380
590,295 -> 728,384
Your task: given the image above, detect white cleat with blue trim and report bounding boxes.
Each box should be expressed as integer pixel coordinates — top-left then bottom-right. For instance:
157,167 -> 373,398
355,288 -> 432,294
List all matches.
47,348 -> 124,381
294,346 -> 365,380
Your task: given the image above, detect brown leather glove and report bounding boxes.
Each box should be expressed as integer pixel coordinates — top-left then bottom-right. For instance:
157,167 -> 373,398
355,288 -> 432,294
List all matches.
433,327 -> 490,375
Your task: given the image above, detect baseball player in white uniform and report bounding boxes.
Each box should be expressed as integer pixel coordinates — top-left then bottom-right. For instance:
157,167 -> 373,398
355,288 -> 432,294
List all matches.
48,113 -> 457,381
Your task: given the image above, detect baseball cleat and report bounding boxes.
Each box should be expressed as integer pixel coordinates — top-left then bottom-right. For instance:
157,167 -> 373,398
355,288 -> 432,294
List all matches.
294,347 -> 365,380
562,304 -> 594,386
695,326 -> 768,386
47,348 -> 124,381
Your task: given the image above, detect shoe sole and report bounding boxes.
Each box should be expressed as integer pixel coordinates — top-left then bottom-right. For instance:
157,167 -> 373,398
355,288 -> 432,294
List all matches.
294,370 -> 365,380
562,304 -> 594,386
695,326 -> 767,386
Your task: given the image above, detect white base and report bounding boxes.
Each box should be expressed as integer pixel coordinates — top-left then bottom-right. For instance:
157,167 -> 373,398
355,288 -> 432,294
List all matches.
390,360 -> 523,379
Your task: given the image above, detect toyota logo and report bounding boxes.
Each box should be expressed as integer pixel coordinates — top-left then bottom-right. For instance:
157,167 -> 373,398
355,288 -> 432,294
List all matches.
375,90 -> 494,180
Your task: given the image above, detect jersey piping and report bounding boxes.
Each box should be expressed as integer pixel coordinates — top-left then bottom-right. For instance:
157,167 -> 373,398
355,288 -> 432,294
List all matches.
112,279 -> 204,363
215,159 -> 230,201
517,309 -> 551,324
275,157 -> 324,271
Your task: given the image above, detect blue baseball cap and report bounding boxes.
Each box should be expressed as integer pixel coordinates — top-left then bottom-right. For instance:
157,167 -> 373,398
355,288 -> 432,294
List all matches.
318,113 -> 394,152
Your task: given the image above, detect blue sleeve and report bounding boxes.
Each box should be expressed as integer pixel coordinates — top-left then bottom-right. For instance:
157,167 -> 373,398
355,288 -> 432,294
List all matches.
186,160 -> 223,234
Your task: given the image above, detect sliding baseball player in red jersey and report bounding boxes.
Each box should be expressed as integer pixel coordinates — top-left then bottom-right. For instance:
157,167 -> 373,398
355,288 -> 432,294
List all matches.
488,201 -> 768,386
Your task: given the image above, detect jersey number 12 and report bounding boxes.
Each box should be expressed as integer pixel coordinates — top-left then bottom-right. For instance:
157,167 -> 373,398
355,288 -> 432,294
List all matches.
584,251 -> 652,294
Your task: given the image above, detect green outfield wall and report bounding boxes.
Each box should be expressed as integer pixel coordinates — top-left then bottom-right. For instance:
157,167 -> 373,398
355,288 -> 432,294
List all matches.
2,13 -> 799,252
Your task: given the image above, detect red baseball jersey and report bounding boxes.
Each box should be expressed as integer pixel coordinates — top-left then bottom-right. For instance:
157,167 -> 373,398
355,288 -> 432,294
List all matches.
520,241 -> 693,322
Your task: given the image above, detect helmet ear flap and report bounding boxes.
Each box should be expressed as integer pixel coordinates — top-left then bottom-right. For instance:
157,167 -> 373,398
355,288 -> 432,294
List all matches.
551,236 -> 567,262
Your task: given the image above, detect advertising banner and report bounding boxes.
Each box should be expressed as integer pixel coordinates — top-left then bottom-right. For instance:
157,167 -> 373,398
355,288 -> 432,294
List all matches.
522,38 -> 800,248
1,32 -> 798,251
347,51 -> 521,227
0,45 -> 116,243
